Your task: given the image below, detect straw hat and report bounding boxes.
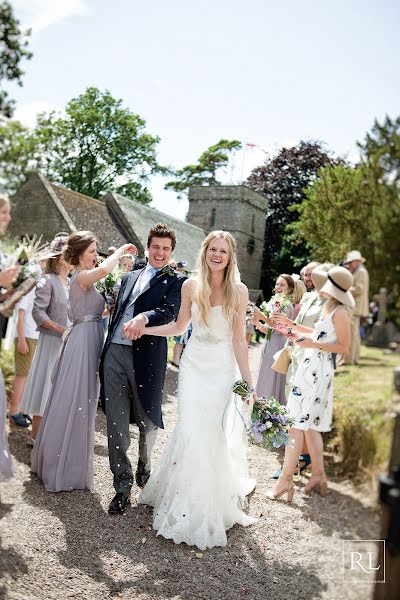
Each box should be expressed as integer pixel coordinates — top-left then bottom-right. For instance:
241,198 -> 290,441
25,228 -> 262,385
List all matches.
343,250 -> 366,264
319,266 -> 355,308
311,268 -> 328,292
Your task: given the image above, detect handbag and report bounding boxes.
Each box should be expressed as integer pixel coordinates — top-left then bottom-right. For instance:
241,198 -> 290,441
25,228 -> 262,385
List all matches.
271,346 -> 291,375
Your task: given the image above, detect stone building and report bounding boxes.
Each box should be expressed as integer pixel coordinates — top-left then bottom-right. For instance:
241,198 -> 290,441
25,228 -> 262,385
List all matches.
187,185 -> 267,292
9,172 -> 205,269
9,173 -> 267,290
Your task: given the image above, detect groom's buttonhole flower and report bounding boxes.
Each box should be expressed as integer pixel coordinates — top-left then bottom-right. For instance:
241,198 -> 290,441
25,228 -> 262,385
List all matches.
160,264 -> 176,277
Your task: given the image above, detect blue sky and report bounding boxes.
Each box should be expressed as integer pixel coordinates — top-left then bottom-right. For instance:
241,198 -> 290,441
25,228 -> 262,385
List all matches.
10,0 -> 400,219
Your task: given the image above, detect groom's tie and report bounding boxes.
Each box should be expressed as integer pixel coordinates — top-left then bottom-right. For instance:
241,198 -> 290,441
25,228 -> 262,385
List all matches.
128,267 -> 158,307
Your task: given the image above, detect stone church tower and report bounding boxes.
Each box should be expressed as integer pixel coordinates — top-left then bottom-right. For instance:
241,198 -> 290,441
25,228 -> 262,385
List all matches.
187,185 -> 267,291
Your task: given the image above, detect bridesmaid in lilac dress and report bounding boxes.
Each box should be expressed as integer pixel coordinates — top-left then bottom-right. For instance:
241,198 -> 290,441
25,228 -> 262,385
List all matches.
252,274 -> 295,405
32,232 -> 136,492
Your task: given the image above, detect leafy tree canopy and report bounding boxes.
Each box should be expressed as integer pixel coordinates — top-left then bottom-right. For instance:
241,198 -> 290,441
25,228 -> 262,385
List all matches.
0,1 -> 32,117
246,141 -> 337,295
165,139 -> 242,195
0,87 -> 163,203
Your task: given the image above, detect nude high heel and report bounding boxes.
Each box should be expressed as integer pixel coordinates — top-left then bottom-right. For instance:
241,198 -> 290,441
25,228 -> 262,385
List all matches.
304,474 -> 328,497
268,475 -> 295,502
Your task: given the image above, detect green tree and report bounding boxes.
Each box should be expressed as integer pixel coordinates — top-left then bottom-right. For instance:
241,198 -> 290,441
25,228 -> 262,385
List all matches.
246,141 -> 337,296
294,162 -> 399,294
35,87 -> 162,201
358,114 -> 400,186
0,1 -> 32,117
165,139 -> 242,195
0,119 -> 43,192
0,87 -> 163,202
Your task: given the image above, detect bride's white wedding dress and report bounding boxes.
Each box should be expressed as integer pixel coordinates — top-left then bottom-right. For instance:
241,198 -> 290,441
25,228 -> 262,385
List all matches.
139,302 -> 256,550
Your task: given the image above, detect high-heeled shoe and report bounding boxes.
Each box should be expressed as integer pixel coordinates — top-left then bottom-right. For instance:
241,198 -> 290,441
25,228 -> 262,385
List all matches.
304,474 -> 328,496
267,475 -> 295,502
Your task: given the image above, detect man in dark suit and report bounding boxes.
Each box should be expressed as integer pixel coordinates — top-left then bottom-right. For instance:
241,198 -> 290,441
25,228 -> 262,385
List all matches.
100,224 -> 186,514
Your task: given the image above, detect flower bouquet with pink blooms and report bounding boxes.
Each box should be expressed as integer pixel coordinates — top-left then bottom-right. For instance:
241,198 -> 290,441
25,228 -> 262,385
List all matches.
259,293 -> 293,340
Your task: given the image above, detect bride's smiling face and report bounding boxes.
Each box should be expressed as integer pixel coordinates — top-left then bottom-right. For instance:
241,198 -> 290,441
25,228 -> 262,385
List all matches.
206,237 -> 230,272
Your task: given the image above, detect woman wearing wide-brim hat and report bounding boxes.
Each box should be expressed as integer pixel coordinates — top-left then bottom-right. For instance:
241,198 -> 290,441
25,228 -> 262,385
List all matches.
268,266 -> 354,502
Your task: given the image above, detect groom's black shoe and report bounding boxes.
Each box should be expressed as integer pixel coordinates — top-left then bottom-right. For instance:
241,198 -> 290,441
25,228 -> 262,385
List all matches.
108,491 -> 131,514
135,459 -> 151,488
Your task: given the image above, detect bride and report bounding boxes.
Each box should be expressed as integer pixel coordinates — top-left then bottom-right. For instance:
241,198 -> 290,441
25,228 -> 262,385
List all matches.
138,230 -> 257,550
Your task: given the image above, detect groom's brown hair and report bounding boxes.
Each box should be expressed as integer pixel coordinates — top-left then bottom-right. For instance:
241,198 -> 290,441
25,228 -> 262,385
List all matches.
147,223 -> 176,251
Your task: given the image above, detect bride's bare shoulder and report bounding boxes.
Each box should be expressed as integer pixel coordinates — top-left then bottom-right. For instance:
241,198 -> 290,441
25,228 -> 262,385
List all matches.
236,281 -> 249,299
182,277 -> 196,298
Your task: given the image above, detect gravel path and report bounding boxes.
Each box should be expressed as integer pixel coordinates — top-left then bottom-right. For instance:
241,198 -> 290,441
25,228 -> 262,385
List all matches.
1,344 -> 379,600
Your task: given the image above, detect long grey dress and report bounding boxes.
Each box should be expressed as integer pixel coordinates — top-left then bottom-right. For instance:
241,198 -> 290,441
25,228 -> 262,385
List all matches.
31,274 -> 105,492
255,301 -> 294,405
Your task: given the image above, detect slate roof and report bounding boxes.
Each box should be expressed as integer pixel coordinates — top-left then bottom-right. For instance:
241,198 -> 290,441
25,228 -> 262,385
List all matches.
105,192 -> 205,270
50,184 -> 129,254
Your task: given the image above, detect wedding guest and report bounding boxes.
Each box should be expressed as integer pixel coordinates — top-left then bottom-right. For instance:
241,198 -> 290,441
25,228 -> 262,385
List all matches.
301,261 -> 321,292
107,246 -> 117,256
273,263 -> 335,477
0,193 -> 19,482
31,232 -> 136,491
342,250 -> 369,365
291,278 -> 307,320
245,302 -> 255,344
269,266 -> 353,501
20,235 -> 70,442
252,274 -> 295,405
9,288 -> 39,428
119,254 -> 134,273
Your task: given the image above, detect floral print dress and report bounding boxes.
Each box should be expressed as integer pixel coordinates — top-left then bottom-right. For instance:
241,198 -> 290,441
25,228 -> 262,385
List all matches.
286,309 -> 338,432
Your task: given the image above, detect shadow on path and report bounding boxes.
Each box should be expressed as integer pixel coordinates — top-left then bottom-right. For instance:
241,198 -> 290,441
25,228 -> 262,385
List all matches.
22,476 -> 327,600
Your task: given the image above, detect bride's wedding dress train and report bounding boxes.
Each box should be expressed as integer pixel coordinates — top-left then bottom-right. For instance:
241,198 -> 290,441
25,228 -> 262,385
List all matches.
139,302 -> 256,550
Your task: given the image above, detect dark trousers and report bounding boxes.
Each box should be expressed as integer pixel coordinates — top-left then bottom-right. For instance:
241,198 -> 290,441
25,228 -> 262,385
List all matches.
103,343 -> 158,493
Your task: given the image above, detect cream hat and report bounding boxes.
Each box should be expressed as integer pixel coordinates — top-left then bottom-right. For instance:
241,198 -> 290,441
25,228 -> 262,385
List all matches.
311,268 -> 328,292
343,250 -> 366,264
320,266 -> 355,308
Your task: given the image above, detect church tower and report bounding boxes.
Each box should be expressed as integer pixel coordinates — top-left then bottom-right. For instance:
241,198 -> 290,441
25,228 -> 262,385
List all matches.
187,185 -> 267,291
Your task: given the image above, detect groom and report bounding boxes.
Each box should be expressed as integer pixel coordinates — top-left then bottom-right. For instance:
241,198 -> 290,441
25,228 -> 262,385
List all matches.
100,224 -> 186,514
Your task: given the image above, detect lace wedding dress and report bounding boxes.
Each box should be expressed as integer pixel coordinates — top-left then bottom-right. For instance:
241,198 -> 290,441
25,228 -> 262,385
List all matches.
139,302 -> 256,550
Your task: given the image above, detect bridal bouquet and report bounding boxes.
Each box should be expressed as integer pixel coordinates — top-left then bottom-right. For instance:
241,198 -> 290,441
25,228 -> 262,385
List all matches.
95,264 -> 125,305
0,236 -> 45,317
259,293 -> 293,341
232,380 -> 294,448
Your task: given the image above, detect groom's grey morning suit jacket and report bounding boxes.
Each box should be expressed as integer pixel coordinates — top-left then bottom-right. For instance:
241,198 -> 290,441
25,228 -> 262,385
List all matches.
99,265 -> 186,428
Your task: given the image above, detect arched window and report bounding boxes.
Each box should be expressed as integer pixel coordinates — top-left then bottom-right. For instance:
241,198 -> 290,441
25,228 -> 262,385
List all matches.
251,214 -> 255,233
210,207 -> 216,227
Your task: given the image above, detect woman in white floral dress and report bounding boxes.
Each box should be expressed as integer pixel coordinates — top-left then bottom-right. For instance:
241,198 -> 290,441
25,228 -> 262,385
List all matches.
268,266 -> 354,502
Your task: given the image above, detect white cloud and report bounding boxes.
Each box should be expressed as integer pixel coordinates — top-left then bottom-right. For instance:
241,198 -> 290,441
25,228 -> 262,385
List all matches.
13,0 -> 89,33
14,101 -> 62,128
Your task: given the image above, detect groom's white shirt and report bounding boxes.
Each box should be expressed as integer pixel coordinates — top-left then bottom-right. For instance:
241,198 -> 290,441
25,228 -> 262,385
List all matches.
111,264 -> 158,345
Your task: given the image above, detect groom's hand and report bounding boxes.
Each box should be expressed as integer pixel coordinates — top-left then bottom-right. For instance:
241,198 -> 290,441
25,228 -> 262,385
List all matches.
123,314 -> 147,340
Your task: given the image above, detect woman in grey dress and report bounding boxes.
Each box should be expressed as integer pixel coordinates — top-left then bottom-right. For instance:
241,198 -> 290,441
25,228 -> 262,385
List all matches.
31,232 -> 136,492
20,235 -> 71,442
252,274 -> 295,405
0,193 -> 20,482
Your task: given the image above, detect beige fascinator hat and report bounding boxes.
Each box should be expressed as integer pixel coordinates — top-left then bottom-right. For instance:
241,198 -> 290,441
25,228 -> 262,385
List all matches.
320,266 -> 355,308
40,234 -> 68,260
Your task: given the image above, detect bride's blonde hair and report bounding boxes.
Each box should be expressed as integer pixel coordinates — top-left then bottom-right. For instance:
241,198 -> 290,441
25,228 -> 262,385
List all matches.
194,230 -> 240,326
